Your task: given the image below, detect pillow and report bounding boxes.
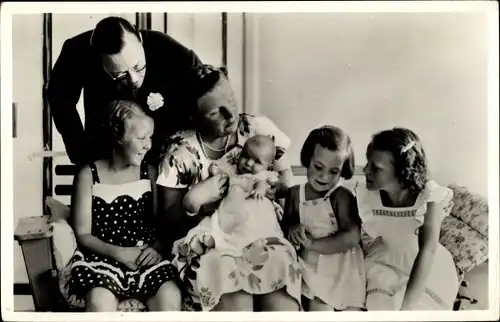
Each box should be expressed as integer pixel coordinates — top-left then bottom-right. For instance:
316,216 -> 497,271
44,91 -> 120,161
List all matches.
440,216 -> 489,280
46,197 -> 71,222
51,219 -> 78,270
448,184 -> 488,237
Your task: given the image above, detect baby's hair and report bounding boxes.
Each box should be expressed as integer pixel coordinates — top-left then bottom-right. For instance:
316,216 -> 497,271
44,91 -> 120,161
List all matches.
244,134 -> 277,161
300,125 -> 355,180
368,127 -> 427,193
106,100 -> 152,144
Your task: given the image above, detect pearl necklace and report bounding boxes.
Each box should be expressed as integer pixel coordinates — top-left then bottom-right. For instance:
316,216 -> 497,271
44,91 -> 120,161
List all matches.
198,132 -> 232,156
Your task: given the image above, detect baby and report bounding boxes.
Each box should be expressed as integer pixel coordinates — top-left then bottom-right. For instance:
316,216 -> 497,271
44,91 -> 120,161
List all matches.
179,134 -> 284,255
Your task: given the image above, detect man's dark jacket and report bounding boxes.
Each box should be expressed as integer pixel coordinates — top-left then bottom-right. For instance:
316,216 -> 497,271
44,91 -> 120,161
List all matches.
46,30 -> 201,166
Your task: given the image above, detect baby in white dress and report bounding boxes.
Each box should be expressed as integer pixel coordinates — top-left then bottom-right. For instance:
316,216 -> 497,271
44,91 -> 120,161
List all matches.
181,135 -> 285,255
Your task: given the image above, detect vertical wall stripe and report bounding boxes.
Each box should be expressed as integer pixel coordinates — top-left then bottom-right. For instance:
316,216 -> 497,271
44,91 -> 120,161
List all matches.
145,13 -> 152,30
221,12 -> 227,67
163,13 -> 168,33
137,13 -> 152,30
242,13 -> 247,113
42,13 -> 53,202
135,12 -> 140,28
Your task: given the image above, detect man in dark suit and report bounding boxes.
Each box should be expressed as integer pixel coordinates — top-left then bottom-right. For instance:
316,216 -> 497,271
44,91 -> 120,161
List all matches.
47,16 -> 202,166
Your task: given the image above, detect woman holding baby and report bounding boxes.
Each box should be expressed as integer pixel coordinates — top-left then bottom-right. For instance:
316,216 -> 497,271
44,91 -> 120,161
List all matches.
155,65 -> 303,311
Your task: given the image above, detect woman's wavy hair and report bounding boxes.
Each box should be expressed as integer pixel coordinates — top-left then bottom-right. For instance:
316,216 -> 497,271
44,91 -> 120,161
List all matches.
300,125 -> 355,180
180,64 -> 229,116
368,127 -> 428,193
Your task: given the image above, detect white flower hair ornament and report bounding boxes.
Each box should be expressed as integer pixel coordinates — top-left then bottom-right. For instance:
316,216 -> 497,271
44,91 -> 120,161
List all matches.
147,92 -> 164,111
401,140 -> 416,153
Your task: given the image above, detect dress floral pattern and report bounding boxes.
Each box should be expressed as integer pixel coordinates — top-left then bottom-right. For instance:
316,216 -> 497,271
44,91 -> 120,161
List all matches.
157,113 -> 301,311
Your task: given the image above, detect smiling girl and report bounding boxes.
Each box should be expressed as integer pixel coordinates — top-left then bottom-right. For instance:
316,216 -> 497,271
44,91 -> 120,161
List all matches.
282,126 -> 366,311
67,100 -> 181,311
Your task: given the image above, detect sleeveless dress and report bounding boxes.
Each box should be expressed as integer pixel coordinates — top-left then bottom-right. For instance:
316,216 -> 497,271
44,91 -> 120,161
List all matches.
355,181 -> 459,310
68,161 -> 179,301
298,183 -> 366,310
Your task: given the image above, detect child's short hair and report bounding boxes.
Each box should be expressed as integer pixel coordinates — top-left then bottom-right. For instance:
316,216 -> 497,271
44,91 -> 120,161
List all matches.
368,127 -> 427,193
300,126 -> 355,179
106,100 -> 151,144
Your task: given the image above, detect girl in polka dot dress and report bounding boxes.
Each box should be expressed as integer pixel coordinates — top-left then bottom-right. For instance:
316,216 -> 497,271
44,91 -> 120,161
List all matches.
68,100 -> 181,311
282,126 -> 366,311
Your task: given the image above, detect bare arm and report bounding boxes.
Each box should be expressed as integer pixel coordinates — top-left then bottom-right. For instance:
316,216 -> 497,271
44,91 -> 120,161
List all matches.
274,166 -> 293,199
147,165 -> 163,254
46,39 -> 87,165
158,186 -> 200,259
401,202 -> 441,309
306,187 -> 361,254
280,186 -> 301,236
71,166 -> 122,260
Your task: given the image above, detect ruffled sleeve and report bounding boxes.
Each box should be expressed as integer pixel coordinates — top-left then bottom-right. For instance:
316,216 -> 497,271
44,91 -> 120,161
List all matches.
242,114 -> 292,172
156,131 -> 204,189
416,180 -> 454,220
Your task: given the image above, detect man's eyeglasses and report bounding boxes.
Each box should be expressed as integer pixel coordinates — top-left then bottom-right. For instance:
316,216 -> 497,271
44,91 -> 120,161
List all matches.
103,64 -> 147,82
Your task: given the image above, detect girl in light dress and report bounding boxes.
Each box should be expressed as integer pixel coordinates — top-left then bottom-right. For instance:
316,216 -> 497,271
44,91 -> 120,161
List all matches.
282,126 -> 366,311
357,127 -> 459,310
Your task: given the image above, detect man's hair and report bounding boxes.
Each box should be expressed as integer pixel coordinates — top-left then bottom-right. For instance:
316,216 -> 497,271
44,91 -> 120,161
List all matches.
90,16 -> 141,55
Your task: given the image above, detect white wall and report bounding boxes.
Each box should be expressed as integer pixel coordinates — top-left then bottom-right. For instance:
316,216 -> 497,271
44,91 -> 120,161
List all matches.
251,12 -> 489,197
13,14 -> 44,285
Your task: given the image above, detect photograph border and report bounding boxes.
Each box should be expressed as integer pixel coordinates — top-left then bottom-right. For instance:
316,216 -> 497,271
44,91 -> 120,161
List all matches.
2,1 -> 499,321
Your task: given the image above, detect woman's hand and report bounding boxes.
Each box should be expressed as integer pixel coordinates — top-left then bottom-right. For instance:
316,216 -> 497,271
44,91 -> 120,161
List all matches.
188,173 -> 228,208
137,246 -> 163,269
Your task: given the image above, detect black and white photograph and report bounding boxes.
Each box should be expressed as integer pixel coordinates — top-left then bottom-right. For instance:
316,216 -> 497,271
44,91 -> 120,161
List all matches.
1,1 -> 498,321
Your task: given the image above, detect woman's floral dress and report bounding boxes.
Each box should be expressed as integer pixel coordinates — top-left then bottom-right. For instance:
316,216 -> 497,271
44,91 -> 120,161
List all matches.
157,113 -> 302,311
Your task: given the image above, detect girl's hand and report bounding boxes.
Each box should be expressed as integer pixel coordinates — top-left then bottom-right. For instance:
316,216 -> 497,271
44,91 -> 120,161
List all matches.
288,224 -> 307,247
137,246 -> 163,269
115,247 -> 143,271
265,180 -> 278,200
302,232 -> 313,249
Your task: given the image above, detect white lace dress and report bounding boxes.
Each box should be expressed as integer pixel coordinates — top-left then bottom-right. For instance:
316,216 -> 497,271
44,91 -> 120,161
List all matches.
355,181 -> 459,310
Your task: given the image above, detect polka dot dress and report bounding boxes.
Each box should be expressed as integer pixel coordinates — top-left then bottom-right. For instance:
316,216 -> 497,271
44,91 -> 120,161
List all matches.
69,161 -> 178,300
